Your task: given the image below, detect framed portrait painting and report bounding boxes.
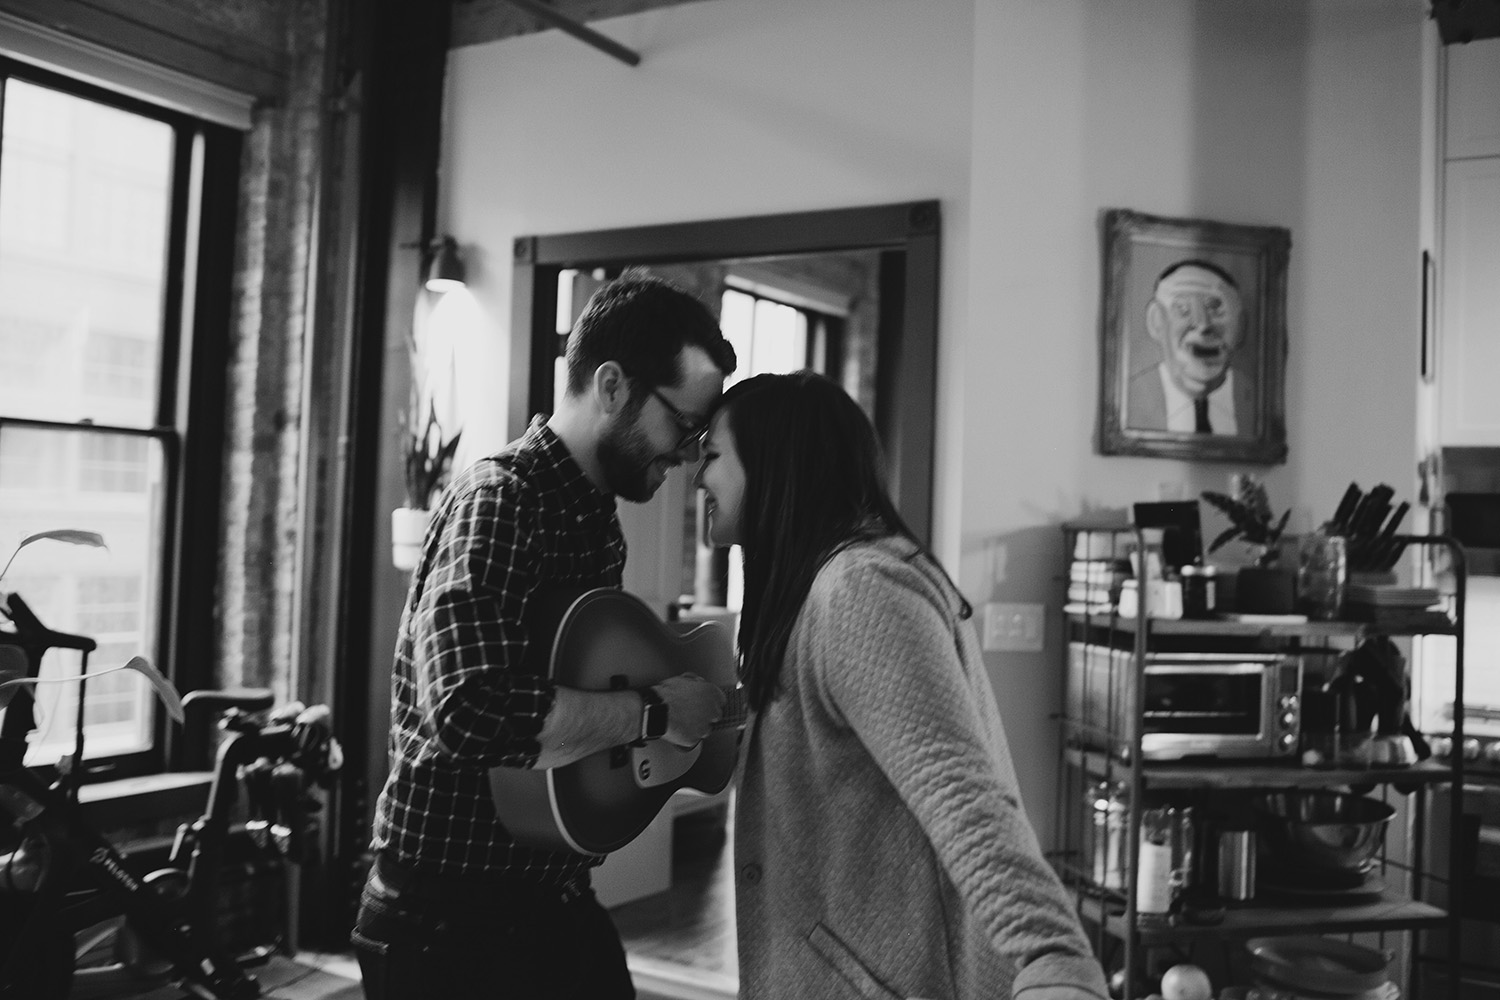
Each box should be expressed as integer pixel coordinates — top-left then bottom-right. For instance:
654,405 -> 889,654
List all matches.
1097,209 -> 1290,464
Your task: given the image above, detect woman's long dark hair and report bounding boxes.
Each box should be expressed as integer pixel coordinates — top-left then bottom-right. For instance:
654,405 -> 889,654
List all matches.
718,371 -> 969,712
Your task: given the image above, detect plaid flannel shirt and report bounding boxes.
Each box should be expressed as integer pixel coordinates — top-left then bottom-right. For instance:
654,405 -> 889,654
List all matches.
371,417 -> 626,883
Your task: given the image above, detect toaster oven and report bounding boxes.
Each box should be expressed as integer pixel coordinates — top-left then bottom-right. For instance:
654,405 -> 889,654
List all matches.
1066,642 -> 1302,761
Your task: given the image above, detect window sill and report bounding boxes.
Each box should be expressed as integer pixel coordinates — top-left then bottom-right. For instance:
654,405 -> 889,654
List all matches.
77,770 -> 213,831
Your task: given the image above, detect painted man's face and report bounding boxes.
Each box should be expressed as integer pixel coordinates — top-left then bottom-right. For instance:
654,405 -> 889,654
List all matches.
1146,264 -> 1245,397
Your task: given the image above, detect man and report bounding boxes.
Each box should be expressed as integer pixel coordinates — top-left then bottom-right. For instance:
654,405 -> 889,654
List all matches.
353,273 -> 735,999
1126,259 -> 1252,436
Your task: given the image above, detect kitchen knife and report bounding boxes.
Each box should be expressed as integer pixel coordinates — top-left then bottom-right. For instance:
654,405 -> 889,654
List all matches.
1366,501 -> 1410,572
1330,482 -> 1363,533
1353,484 -> 1395,541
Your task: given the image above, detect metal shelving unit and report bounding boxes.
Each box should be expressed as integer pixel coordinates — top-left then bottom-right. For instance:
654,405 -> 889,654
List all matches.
1053,521 -> 1468,999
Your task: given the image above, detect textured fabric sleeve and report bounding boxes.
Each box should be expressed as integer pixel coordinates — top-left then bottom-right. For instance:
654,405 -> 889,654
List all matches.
411,475 -> 556,768
808,549 -> 1107,997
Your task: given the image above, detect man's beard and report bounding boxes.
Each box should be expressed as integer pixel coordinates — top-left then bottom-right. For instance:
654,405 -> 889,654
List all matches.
597,416 -> 666,502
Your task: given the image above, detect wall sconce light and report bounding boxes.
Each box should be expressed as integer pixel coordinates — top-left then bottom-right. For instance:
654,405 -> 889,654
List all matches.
425,235 -> 466,293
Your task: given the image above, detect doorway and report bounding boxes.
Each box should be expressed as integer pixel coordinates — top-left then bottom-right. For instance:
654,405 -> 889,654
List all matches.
509,202 -> 942,994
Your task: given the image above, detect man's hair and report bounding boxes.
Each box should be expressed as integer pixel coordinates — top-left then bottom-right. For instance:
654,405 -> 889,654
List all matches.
563,271 -> 736,400
1155,258 -> 1239,291
717,371 -> 967,712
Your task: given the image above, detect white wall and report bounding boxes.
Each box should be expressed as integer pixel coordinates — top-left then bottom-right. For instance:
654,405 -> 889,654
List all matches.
440,0 -> 1426,841
963,0 -> 1424,833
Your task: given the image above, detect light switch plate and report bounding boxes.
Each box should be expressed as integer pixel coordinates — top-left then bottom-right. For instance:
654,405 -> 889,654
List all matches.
981,602 -> 1045,652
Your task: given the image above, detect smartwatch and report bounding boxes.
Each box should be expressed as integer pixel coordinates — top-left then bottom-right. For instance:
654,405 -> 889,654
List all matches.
638,686 -> 669,742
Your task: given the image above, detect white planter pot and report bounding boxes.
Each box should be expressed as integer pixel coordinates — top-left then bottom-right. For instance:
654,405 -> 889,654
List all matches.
391,507 -> 430,571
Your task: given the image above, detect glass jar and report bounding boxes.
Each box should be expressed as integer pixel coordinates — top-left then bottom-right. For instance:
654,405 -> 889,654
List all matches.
1180,564 -> 1218,618
1297,528 -> 1348,620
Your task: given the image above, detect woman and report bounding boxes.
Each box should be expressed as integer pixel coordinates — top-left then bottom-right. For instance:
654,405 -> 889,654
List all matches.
697,372 -> 1107,1000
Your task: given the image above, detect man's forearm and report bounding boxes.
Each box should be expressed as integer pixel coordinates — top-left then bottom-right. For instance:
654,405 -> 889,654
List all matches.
532,686 -> 642,769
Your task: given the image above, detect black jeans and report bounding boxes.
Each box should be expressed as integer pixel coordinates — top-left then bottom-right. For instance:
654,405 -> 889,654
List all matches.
352,854 -> 635,1000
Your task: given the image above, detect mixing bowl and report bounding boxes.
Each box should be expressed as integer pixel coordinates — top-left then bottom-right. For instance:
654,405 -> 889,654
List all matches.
1255,790 -> 1396,875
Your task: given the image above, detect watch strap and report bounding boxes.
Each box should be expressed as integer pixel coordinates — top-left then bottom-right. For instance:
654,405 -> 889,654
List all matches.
639,686 -> 668,741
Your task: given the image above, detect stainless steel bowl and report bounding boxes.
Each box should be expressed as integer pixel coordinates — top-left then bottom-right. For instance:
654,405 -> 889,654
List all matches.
1255,790 -> 1396,875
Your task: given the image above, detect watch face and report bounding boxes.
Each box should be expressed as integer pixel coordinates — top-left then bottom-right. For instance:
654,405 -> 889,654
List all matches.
644,701 -> 668,740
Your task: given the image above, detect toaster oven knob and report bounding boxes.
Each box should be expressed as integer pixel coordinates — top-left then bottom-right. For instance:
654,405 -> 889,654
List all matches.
1279,694 -> 1298,711
1464,737 -> 1482,761
1279,733 -> 1298,751
1430,736 -> 1454,759
1280,711 -> 1297,728
1484,742 -> 1500,765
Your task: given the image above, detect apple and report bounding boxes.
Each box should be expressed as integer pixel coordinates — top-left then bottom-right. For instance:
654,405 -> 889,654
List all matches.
1160,963 -> 1213,1000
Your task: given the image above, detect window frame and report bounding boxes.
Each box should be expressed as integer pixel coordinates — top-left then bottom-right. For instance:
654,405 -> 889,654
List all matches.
0,56 -> 238,781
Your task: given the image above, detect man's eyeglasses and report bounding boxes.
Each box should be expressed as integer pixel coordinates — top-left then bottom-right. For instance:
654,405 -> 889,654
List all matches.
643,385 -> 708,451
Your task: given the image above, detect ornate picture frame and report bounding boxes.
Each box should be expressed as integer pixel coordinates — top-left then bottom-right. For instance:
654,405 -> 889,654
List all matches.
1097,209 -> 1290,464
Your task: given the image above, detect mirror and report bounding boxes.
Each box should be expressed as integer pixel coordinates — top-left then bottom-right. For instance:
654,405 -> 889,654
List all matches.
509,200 -> 941,567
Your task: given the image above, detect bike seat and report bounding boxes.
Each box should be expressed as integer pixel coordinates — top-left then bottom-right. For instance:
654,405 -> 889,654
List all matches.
181,688 -> 276,714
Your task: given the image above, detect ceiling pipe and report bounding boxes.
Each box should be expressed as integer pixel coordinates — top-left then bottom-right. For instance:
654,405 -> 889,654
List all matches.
496,0 -> 641,66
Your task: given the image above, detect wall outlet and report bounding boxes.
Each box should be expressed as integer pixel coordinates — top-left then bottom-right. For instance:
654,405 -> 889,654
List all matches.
981,602 -> 1045,652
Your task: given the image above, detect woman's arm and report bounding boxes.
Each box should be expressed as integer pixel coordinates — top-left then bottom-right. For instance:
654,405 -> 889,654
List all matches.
809,549 -> 1108,997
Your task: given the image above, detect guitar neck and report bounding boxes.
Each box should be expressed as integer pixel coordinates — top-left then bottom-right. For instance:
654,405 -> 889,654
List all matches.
713,686 -> 751,731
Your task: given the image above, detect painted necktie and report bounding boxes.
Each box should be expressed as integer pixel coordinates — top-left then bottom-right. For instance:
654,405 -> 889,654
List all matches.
1194,397 -> 1212,434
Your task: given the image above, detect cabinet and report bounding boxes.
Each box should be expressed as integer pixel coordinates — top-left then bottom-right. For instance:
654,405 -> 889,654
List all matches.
1438,156 -> 1500,445
1436,37 -> 1500,445
1053,522 -> 1468,999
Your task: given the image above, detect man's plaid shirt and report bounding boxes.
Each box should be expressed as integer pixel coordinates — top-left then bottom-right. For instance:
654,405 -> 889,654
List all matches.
371,417 -> 626,884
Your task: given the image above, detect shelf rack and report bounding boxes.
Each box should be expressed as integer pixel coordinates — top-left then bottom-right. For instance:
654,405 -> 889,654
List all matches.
1053,523 -> 1468,999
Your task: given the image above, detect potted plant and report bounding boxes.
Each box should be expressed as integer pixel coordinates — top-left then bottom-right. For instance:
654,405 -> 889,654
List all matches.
1202,474 -> 1296,614
392,401 -> 460,572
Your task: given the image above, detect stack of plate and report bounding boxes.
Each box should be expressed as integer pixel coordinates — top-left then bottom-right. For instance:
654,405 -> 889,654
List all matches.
1245,937 -> 1395,999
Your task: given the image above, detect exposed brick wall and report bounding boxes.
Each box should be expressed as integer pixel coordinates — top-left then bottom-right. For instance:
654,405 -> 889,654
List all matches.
219,0 -> 329,696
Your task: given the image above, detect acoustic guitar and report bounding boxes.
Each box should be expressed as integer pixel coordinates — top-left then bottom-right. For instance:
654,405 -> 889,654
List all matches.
488,588 -> 747,856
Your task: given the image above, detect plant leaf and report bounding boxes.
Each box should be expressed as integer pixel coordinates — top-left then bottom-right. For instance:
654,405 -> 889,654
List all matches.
1,529 -> 108,583
123,655 -> 183,724
1200,491 -> 1246,519
1207,525 -> 1244,554
18,529 -> 107,551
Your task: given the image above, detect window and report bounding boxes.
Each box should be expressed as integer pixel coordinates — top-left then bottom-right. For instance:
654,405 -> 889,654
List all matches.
719,287 -> 813,386
0,62 -> 237,774
710,283 -> 842,610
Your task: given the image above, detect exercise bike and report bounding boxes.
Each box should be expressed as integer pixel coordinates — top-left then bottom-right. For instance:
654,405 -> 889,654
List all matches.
0,590 -> 343,999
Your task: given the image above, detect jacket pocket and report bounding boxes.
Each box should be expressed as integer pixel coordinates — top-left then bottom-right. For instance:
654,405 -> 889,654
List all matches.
806,923 -> 903,1000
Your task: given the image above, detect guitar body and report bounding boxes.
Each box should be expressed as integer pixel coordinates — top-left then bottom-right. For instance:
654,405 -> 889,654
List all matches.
488,589 -> 742,856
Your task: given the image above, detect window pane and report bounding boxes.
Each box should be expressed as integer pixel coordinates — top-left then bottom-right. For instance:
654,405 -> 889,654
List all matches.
749,298 -> 808,375
0,425 -> 166,765
0,79 -> 172,427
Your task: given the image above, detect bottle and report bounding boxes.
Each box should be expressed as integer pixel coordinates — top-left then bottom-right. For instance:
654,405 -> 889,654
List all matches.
1088,780 -> 1127,890
1137,807 -> 1175,915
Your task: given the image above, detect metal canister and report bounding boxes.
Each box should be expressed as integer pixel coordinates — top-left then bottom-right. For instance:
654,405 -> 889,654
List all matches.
1217,828 -> 1257,901
1180,564 -> 1218,618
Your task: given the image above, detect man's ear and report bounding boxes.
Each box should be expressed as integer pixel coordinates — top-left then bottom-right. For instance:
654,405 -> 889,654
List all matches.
593,361 -> 631,415
1145,299 -> 1168,346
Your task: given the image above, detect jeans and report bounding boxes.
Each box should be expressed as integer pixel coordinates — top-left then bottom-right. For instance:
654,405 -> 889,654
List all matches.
352,855 -> 635,1000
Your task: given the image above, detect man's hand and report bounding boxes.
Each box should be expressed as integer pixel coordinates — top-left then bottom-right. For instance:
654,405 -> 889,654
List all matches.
654,672 -> 725,748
